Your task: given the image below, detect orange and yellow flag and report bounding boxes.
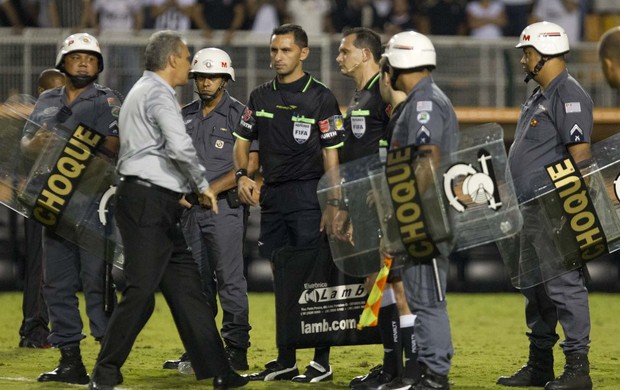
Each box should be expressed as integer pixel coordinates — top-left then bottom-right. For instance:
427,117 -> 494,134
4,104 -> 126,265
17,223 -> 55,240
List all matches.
357,257 -> 393,330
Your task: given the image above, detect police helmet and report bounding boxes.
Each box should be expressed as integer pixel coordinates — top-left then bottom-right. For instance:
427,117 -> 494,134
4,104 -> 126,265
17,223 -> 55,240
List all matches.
515,21 -> 570,56
55,33 -> 104,73
189,48 -> 235,81
382,31 -> 436,70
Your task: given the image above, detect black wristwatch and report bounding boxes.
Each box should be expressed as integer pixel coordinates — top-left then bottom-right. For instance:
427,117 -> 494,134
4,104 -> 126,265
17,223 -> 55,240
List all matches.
235,168 -> 248,183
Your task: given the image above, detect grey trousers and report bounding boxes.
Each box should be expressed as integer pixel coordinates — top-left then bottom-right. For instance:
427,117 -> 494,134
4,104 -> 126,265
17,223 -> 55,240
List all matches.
401,256 -> 453,376
182,199 -> 251,349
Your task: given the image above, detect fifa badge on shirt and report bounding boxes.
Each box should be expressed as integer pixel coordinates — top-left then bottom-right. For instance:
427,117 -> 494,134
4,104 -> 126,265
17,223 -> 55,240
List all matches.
293,122 -> 311,144
351,116 -> 366,139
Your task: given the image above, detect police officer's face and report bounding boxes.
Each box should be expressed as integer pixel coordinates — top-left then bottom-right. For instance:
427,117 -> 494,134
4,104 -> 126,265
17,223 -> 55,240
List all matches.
64,52 -> 99,77
520,47 -> 541,74
269,33 -> 308,76
337,34 -> 365,77
195,74 -> 225,95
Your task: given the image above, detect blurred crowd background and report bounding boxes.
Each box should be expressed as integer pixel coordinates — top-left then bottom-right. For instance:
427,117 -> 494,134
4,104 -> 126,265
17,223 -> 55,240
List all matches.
1,1 -> 620,43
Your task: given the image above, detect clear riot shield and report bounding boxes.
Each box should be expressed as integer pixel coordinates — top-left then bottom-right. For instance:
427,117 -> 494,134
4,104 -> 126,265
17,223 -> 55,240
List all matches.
370,147 -> 453,263
0,95 -> 121,265
444,123 -> 522,251
318,148 -> 452,277
318,154 -> 384,277
318,123 -> 521,277
498,133 -> 620,289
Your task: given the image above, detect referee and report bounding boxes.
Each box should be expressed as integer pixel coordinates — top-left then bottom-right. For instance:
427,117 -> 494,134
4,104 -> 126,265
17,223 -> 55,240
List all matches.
233,24 -> 343,383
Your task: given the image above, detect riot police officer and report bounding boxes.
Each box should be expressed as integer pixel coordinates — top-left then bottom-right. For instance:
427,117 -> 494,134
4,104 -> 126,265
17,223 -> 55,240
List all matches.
498,22 -> 593,390
21,33 -> 121,385
163,47 -> 254,372
382,31 -> 459,390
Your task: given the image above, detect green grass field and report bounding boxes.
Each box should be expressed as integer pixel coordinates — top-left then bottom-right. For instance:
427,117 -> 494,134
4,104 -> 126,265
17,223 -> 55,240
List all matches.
0,292 -> 618,389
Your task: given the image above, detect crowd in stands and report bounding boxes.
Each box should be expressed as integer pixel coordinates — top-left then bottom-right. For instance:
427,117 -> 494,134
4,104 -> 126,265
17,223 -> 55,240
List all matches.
1,0 -> 619,42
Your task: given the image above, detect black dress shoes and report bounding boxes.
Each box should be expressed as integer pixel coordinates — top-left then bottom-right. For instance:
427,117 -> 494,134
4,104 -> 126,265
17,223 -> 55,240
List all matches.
88,380 -> 114,390
213,369 -> 249,389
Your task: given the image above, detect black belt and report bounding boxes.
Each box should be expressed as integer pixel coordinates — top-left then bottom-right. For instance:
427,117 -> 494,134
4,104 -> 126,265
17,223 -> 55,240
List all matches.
217,189 -> 231,200
119,176 -> 183,199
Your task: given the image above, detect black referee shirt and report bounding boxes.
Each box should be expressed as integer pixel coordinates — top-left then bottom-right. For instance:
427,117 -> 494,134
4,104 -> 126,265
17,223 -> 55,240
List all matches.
234,72 -> 343,185
339,73 -> 390,163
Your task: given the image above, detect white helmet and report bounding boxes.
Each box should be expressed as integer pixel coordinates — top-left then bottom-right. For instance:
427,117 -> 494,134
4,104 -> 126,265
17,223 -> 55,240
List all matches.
382,31 -> 436,70
515,21 -> 570,56
190,48 -> 235,81
55,33 -> 104,73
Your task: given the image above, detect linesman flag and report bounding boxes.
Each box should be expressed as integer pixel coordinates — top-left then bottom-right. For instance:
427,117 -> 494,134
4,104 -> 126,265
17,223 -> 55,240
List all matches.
357,257 -> 393,330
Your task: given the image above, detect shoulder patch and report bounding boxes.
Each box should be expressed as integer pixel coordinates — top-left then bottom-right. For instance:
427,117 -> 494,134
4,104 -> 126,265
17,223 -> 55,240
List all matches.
569,124 -> 584,142
107,96 -> 120,107
106,96 -> 121,117
333,115 -> 344,131
319,119 -> 329,133
242,106 -> 253,121
415,125 -> 431,145
417,111 -> 431,124
565,102 -> 581,113
417,101 -> 433,112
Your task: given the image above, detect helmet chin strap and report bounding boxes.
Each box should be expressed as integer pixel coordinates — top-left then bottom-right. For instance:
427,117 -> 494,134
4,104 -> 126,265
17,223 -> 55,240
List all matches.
524,57 -> 548,83
197,80 -> 226,103
62,65 -> 98,89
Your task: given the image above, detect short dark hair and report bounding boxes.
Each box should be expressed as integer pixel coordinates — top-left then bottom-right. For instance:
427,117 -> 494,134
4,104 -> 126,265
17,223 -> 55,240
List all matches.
343,27 -> 382,63
38,68 -> 65,90
272,24 -> 308,48
144,30 -> 185,72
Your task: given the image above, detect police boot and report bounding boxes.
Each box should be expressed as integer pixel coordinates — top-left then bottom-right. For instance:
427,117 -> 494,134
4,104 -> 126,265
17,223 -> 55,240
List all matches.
544,353 -> 592,390
497,345 -> 554,387
38,345 -> 90,384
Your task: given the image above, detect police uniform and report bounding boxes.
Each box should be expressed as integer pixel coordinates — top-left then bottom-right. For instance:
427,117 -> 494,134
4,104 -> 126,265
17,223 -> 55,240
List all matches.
24,83 -> 121,348
508,70 -> 592,355
234,72 -> 343,259
389,75 -> 458,377
181,91 -> 251,351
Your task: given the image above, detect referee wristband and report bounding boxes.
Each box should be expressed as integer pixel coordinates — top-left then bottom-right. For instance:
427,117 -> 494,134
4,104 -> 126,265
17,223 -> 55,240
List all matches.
235,168 -> 248,183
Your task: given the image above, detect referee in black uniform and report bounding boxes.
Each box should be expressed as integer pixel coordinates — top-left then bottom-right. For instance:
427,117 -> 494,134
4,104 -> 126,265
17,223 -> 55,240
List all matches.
233,24 -> 343,383
335,27 -> 418,389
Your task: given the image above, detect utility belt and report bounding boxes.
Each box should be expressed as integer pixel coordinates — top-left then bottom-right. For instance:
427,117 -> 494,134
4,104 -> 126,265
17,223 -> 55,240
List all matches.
185,188 -> 242,209
218,188 -> 242,208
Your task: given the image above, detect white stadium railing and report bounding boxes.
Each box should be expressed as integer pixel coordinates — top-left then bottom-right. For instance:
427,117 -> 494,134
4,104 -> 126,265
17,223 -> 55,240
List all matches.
1,28 -> 618,109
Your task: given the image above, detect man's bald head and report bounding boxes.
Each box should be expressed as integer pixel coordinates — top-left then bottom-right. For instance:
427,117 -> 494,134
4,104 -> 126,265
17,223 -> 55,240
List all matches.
599,27 -> 620,62
37,68 -> 66,95
598,27 -> 620,89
